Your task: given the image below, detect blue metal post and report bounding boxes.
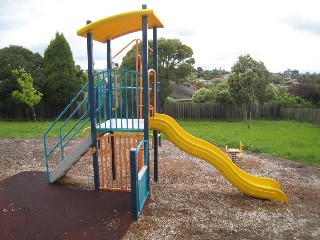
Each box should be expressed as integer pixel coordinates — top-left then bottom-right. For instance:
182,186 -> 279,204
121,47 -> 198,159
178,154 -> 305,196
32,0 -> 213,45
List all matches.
153,26 -> 159,181
142,4 -> 149,169
107,40 -> 116,180
153,27 -> 160,113
107,40 -> 113,119
86,20 -> 100,189
130,149 -> 138,220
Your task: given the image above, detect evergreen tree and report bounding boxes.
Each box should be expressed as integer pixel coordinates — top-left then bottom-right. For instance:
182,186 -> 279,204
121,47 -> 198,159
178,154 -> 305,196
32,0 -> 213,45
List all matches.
43,32 -> 85,106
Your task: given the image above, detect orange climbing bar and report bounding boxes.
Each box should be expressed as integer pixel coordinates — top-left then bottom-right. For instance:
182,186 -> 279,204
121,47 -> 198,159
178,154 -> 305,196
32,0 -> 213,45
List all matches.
148,69 -> 157,116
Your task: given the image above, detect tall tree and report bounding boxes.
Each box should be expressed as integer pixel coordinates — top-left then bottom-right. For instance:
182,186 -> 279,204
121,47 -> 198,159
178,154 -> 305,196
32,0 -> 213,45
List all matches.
43,32 -> 85,106
196,67 -> 203,78
157,38 -> 194,81
0,45 -> 44,103
121,38 -> 195,106
228,54 -> 271,120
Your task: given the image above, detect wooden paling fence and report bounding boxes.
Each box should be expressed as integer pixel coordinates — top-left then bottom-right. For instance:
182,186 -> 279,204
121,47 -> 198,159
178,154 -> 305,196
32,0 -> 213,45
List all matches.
1,102 -> 319,124
279,107 -> 320,124
0,102 -> 78,120
163,102 -> 320,124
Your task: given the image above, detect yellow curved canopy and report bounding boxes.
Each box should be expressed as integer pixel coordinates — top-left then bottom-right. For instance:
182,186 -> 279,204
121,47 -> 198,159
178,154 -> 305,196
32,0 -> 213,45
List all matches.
77,9 -> 164,43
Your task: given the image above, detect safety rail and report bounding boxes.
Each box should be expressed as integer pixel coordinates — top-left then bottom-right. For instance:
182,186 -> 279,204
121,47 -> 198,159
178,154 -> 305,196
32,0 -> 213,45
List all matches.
43,70 -> 110,177
43,68 -> 157,181
130,139 -> 149,220
43,82 -> 91,178
95,68 -> 149,132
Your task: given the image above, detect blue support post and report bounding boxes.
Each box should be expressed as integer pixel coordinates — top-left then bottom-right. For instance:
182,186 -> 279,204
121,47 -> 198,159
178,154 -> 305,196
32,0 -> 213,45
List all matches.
153,26 -> 159,181
142,4 -> 149,169
130,148 -> 138,220
107,40 -> 113,119
153,27 -> 160,113
107,40 -> 116,180
86,20 -> 100,189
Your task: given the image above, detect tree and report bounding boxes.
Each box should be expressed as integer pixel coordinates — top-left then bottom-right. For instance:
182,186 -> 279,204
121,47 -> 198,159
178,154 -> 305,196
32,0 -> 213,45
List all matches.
210,83 -> 232,103
157,38 -> 194,81
289,83 -> 320,105
11,67 -> 43,122
228,54 -> 271,120
192,83 -> 232,103
192,87 -> 211,103
0,45 -> 44,103
196,67 -> 203,78
272,88 -> 312,107
43,32 -> 85,106
212,68 -> 229,79
121,38 -> 195,107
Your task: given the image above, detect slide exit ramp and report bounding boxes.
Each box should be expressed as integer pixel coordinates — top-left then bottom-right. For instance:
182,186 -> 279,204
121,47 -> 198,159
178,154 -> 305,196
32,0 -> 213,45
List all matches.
150,113 -> 288,203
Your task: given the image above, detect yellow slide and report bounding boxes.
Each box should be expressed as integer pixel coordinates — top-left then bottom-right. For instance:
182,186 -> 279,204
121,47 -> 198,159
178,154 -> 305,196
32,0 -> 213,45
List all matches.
150,113 -> 288,203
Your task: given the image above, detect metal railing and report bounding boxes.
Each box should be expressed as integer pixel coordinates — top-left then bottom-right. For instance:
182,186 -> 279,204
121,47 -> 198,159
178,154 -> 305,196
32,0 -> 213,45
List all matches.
43,68 -> 157,180
43,82 -> 91,177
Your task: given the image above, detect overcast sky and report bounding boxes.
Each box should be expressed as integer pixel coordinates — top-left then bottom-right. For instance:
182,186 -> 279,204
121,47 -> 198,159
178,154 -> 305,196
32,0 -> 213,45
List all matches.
1,0 -> 320,73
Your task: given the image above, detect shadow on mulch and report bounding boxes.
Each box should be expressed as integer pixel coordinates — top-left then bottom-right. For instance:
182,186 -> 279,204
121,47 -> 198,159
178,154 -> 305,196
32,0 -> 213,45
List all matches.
0,171 -> 133,240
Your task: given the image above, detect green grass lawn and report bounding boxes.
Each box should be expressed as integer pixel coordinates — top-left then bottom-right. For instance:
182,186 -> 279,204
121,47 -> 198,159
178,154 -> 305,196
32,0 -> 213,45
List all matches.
0,120 -> 89,138
0,119 -> 319,166
177,119 -> 320,166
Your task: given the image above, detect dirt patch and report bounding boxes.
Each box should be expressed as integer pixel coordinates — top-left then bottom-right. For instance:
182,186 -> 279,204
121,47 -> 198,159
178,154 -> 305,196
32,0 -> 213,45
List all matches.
0,138 -> 319,239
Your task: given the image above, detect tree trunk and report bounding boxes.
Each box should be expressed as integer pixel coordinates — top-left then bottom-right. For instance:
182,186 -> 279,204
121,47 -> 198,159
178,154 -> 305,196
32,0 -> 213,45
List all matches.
31,107 -> 38,127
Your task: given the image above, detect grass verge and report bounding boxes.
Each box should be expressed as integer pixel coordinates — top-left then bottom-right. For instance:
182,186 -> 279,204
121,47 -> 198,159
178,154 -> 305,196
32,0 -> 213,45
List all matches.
177,119 -> 320,166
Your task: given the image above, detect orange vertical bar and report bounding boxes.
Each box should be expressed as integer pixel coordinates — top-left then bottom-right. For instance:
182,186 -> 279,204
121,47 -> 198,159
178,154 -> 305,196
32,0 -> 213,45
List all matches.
114,135 -> 118,189
98,137 -> 103,188
139,55 -> 143,119
153,71 -> 157,114
110,134 -> 114,189
135,39 -> 139,73
124,134 -> 127,190
129,135 -> 133,188
119,134 -> 124,189
104,134 -> 110,187
135,40 -> 139,119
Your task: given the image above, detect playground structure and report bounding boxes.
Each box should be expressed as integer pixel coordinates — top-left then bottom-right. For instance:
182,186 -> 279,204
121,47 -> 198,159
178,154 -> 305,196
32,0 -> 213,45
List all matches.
43,5 -> 287,220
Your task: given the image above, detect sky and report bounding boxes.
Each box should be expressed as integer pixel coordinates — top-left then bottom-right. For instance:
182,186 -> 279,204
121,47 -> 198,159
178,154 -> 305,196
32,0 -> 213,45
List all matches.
1,0 -> 320,73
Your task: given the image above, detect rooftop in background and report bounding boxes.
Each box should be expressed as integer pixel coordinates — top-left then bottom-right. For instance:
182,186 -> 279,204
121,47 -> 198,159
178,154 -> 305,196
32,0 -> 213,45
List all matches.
77,9 -> 164,43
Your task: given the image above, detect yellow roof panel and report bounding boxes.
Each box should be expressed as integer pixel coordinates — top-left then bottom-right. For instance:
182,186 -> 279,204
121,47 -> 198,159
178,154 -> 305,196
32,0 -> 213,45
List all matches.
77,9 -> 164,43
